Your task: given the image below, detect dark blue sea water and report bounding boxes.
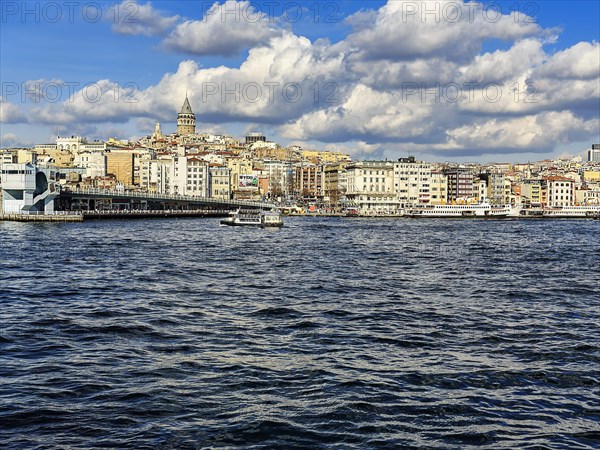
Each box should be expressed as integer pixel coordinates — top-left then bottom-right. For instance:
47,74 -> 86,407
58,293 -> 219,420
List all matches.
1,218 -> 599,449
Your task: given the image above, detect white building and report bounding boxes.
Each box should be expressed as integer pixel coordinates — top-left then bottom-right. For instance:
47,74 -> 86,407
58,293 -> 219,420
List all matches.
74,151 -> 106,178
393,157 -> 431,207
1,163 -> 58,214
345,161 -> 395,214
185,157 -> 209,197
587,146 -> 600,162
56,136 -> 106,155
546,176 -> 574,207
262,160 -> 291,197
0,149 -> 17,165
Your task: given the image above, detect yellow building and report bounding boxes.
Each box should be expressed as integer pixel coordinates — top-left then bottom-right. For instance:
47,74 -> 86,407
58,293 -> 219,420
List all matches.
37,148 -> 74,168
583,171 -> 600,182
429,171 -> 448,204
323,162 -> 348,207
106,150 -> 135,187
17,149 -> 35,164
301,149 -> 351,164
226,157 -> 253,192
253,147 -> 298,161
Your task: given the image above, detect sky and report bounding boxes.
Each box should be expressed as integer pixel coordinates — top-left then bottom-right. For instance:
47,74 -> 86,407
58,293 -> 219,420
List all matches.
0,0 -> 599,162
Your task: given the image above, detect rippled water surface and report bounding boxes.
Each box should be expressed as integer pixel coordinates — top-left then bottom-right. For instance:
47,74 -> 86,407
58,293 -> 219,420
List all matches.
1,218 -> 599,448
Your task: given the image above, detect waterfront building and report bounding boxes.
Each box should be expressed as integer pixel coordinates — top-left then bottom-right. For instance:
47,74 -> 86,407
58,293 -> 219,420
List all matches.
544,176 -> 574,207
479,172 -> 505,204
345,161 -> 395,214
323,162 -> 348,208
1,163 -> 58,214
294,163 -> 324,201
393,157 -> 431,207
177,96 -> 196,136
444,167 -> 475,203
474,178 -> 487,203
429,171 -> 448,205
521,179 -> 543,206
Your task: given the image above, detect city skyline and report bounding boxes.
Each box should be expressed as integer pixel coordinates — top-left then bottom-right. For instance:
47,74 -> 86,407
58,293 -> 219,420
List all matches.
1,0 -> 599,163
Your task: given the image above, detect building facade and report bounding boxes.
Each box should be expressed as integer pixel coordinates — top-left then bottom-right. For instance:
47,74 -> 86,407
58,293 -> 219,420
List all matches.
1,163 -> 58,214
345,161 -> 395,213
393,157 -> 431,207
545,176 -> 574,207
444,168 -> 475,203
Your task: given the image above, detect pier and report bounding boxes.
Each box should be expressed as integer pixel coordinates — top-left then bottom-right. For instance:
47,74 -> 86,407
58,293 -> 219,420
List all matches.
0,209 -> 237,222
1,183 -> 276,222
58,188 -> 274,212
0,213 -> 83,222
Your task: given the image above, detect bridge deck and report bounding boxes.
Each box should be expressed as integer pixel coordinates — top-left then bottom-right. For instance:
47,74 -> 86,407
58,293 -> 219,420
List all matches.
63,188 -> 275,209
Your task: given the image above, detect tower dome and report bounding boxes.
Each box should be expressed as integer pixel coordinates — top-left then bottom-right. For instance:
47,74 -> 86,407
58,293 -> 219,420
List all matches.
177,95 -> 196,135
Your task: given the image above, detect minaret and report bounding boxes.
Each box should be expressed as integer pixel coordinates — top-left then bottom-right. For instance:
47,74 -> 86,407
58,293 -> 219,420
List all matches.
177,95 -> 196,135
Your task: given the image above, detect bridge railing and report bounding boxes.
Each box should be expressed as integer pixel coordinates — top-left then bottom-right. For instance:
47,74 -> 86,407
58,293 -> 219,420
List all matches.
74,209 -> 231,215
62,187 -> 274,209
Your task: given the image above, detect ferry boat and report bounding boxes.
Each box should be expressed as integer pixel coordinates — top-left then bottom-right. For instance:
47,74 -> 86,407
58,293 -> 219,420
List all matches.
220,209 -> 284,228
406,203 -> 521,218
542,205 -> 600,218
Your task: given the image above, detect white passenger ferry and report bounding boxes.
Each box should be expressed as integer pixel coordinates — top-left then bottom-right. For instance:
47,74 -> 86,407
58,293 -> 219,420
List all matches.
220,209 -> 284,228
542,206 -> 600,218
406,203 -> 522,218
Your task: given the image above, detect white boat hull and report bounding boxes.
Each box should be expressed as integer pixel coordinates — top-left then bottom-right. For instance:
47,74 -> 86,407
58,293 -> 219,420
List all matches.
407,204 -> 521,218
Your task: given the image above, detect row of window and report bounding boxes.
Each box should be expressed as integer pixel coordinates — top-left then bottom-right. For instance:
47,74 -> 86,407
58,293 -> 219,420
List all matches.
1,170 -> 34,175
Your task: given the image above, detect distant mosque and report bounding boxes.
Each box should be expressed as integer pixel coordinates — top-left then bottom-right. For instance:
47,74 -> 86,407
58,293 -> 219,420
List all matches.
177,95 -> 196,135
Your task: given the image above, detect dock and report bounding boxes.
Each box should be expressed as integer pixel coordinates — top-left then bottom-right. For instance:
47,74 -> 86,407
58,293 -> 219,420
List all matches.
0,209 -> 231,222
0,213 -> 83,222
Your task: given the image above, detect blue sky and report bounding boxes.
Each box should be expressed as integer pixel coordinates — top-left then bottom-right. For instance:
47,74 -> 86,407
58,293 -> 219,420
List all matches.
1,0 -> 599,162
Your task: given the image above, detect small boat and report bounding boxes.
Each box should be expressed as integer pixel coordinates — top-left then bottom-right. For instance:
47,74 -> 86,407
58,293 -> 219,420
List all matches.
220,209 -> 284,228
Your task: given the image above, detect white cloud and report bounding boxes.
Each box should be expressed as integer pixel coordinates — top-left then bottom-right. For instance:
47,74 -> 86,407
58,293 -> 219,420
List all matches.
163,0 -> 281,56
535,41 -> 600,80
0,97 -> 27,124
459,39 -> 545,83
21,1 -> 600,157
445,111 -> 599,151
112,1 -> 179,37
1,132 -> 19,146
343,0 -> 542,62
278,83 -> 439,142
